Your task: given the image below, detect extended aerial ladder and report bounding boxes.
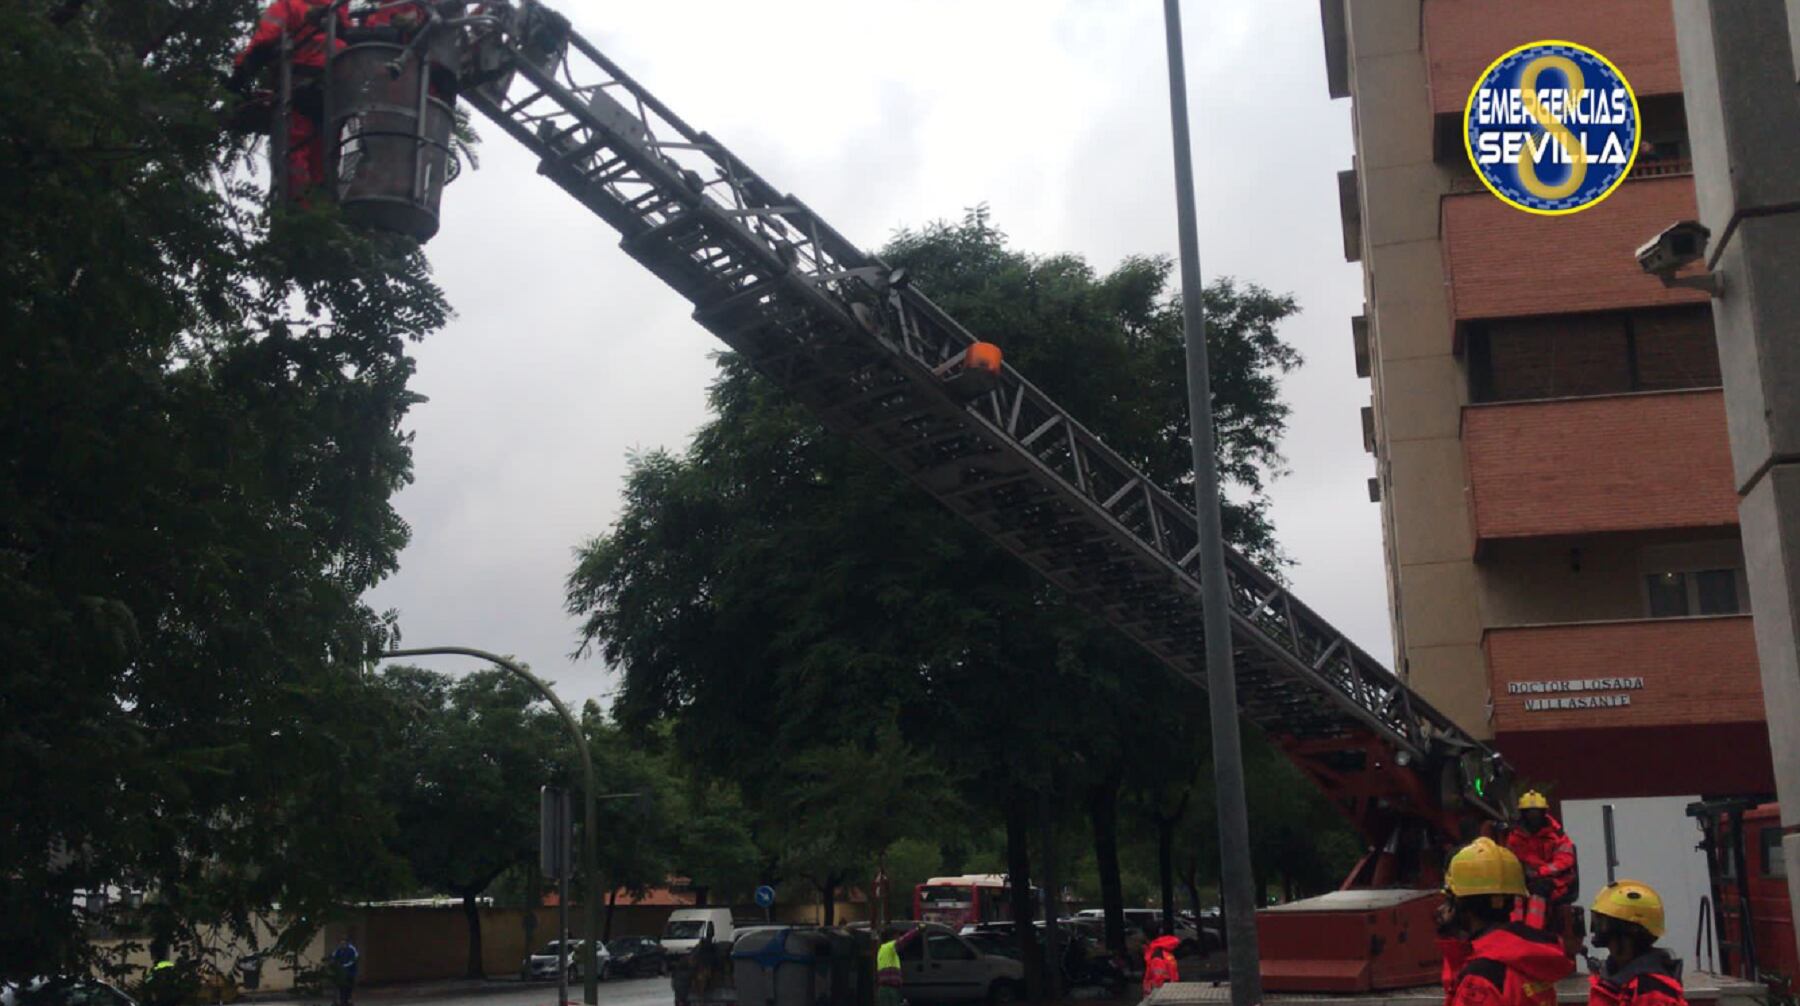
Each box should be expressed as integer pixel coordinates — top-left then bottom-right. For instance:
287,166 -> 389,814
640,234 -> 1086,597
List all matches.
296,0 -> 1519,991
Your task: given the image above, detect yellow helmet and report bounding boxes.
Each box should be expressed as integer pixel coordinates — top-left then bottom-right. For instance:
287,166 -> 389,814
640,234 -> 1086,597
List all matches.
1446,837 -> 1528,897
1591,880 -> 1666,938
1517,790 -> 1550,811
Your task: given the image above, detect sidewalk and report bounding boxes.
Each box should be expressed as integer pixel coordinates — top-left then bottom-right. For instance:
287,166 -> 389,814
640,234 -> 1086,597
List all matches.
244,976 -> 531,1005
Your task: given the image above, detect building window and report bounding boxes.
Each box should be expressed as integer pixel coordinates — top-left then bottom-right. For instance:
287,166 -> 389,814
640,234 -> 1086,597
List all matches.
1644,568 -> 1746,618
1468,306 -> 1720,403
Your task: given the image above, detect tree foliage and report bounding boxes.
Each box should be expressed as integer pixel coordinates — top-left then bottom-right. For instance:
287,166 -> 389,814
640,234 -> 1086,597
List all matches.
565,209 -> 1354,940
1,0 -> 448,980
374,667 -> 566,976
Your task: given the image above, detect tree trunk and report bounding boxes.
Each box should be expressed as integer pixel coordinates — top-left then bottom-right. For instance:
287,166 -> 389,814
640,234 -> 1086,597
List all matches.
1088,773 -> 1126,954
1038,788 -> 1063,1002
603,887 -> 618,941
821,874 -> 838,927
1157,814 -> 1176,935
461,891 -> 484,979
1005,796 -> 1042,1003
1180,856 -> 1204,924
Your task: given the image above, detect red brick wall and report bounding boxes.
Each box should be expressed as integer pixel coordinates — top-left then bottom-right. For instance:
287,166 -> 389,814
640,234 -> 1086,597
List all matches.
1496,722 -> 1774,800
1424,0 -> 1683,116
1485,615 -> 1763,733
1463,389 -> 1737,541
1441,177 -> 1708,325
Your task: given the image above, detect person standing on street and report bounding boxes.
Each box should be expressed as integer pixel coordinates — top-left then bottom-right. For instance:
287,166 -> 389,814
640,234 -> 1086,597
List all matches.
331,934 -> 360,1006
1587,882 -> 1688,1006
875,925 -> 921,1006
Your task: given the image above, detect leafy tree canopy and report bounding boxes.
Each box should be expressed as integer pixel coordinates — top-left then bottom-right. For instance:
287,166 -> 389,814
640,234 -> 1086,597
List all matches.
566,209 -> 1326,923
2,0 -> 447,979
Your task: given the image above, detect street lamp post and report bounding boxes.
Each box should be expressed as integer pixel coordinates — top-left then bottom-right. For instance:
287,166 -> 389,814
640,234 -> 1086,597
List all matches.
379,646 -> 603,1006
1159,3 -> 1265,1004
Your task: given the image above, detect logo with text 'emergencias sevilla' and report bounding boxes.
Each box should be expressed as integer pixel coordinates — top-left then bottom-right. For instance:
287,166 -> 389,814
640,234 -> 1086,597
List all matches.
1464,40 -> 1639,215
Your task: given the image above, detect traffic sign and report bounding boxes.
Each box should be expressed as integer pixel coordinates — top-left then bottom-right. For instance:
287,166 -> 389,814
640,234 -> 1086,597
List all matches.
754,885 -> 776,909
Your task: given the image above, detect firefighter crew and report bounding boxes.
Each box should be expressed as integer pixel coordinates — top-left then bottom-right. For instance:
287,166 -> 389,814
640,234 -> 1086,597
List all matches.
1588,881 -> 1688,1006
1506,790 -> 1578,931
875,925 -> 922,1006
1141,932 -> 1181,999
1436,838 -> 1575,1006
229,0 -> 352,195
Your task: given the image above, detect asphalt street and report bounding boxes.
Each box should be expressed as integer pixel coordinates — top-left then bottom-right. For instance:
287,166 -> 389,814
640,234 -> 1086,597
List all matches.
429,980 -> 669,1006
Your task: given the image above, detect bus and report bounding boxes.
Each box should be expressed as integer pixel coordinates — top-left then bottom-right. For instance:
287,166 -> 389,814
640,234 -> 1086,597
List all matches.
913,874 -> 1038,929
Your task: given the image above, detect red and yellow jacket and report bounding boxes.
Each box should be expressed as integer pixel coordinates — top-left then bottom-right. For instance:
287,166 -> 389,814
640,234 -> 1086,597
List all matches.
1589,950 -> 1688,1006
1507,816 -> 1577,902
1440,923 -> 1575,1006
236,0 -> 348,69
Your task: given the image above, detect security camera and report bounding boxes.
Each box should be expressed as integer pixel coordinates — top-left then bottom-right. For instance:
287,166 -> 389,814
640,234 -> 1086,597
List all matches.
1635,220 -> 1723,295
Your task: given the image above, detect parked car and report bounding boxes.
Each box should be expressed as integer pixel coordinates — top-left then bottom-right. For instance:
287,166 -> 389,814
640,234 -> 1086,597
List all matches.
3,980 -> 135,1006
892,923 -> 1024,1003
520,939 -> 610,981
661,907 -> 735,955
604,936 -> 669,978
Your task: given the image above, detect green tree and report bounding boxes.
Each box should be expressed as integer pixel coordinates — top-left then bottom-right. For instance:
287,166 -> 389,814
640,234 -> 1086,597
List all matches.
567,210 -> 1309,997
376,667 -> 565,977
1,1 -> 448,980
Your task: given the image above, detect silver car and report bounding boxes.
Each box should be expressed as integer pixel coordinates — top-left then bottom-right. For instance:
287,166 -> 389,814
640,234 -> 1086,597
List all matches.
520,939 -> 612,981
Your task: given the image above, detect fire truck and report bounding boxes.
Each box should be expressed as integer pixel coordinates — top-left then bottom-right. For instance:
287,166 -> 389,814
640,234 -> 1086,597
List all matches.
242,1 -> 1530,992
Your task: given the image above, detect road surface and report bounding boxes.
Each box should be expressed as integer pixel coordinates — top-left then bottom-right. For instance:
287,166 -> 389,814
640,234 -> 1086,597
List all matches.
429,980 -> 669,1006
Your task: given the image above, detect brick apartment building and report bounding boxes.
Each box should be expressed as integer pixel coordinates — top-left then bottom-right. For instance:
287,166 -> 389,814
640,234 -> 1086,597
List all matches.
1316,0 -> 1775,812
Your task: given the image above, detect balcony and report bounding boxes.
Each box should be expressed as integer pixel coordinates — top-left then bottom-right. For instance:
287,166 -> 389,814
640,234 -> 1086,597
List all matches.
1484,615 -> 1771,799
1463,389 -> 1737,546
1441,174 -> 1707,326
1424,0 -> 1683,116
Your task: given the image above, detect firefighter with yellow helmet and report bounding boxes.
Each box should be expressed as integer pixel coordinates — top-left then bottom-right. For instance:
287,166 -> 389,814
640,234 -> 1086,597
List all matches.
1588,881 -> 1688,1006
1435,838 -> 1574,1006
1506,790 -> 1578,931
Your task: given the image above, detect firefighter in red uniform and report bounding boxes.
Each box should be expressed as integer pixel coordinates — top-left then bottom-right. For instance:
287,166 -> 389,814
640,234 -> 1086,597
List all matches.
1588,881 -> 1688,1006
229,2 -> 439,198
1141,933 -> 1181,1000
1436,838 -> 1575,1006
229,0 -> 353,194
1506,791 -> 1577,931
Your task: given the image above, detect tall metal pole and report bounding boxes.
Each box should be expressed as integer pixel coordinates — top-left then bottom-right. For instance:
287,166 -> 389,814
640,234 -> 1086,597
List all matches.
1160,3 -> 1263,1003
380,647 -> 603,1005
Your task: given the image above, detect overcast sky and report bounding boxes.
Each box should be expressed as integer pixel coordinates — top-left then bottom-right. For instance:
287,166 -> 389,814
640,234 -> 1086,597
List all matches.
364,0 -> 1383,706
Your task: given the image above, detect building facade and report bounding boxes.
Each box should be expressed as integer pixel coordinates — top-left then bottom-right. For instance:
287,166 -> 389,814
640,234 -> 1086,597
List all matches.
1317,0 -> 1775,803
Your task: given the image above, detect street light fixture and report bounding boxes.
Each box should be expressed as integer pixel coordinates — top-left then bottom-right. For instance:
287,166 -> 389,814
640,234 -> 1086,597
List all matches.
377,646 -> 604,1006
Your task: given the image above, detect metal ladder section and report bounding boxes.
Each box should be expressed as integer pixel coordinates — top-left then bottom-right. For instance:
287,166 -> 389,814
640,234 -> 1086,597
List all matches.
460,2 -> 1512,829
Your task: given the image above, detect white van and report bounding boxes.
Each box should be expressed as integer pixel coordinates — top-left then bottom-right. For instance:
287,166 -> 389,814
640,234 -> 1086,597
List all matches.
662,907 -> 735,954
